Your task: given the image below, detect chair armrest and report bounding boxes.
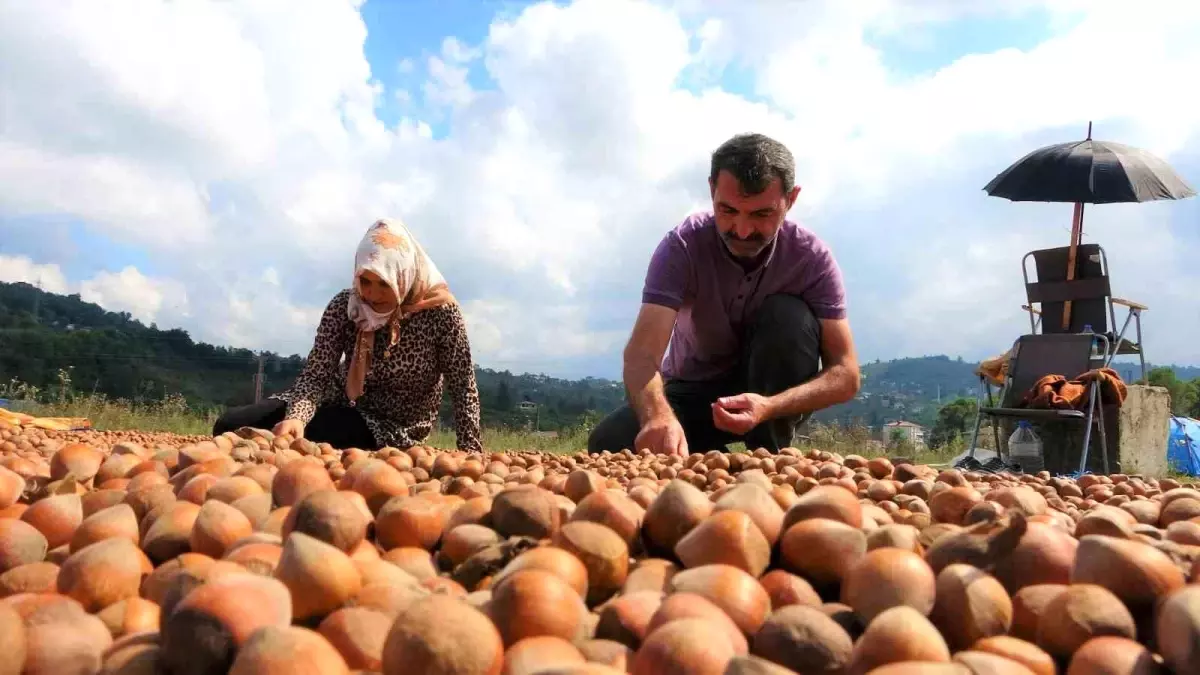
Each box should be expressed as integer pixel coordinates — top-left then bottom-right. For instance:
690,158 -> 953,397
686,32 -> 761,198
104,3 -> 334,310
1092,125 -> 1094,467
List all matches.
1112,297 -> 1148,311
1021,304 -> 1042,316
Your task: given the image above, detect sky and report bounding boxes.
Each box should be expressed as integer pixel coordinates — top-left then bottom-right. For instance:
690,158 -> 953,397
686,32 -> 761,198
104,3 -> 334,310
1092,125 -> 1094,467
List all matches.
1,0 -> 1198,380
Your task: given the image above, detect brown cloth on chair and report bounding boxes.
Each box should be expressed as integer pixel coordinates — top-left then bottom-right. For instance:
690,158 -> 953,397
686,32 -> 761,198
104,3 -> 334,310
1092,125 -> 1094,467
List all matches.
976,349 -> 1010,386
1020,368 -> 1128,410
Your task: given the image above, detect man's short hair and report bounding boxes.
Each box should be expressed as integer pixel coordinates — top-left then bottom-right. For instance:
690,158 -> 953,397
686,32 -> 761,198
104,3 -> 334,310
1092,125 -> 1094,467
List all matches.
709,133 -> 796,196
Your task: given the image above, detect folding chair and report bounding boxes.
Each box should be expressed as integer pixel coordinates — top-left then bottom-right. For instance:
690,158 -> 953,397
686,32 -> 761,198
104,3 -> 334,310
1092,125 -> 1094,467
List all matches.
1020,244 -> 1148,382
966,332 -> 1112,475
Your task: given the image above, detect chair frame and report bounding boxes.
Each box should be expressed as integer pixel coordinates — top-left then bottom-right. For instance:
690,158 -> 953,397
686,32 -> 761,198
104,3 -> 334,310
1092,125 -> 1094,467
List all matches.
967,332 -> 1112,475
1020,244 -> 1148,382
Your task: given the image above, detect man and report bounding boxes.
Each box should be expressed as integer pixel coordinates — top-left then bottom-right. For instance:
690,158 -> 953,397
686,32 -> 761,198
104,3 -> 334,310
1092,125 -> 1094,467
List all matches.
588,133 -> 861,456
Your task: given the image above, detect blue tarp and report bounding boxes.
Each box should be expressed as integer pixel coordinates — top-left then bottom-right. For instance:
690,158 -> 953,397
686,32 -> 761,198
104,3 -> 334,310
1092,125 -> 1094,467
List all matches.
1167,416 -> 1200,476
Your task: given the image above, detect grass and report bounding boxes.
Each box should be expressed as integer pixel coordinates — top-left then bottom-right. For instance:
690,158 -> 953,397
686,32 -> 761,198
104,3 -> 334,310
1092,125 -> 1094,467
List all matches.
6,377 -> 1192,481
7,394 -> 218,437
8,399 -> 965,463
2,371 -> 217,436
2,371 -> 968,460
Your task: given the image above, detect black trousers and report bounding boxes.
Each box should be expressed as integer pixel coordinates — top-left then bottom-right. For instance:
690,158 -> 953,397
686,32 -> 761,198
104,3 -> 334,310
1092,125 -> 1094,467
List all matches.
211,398 -> 379,450
587,293 -> 823,454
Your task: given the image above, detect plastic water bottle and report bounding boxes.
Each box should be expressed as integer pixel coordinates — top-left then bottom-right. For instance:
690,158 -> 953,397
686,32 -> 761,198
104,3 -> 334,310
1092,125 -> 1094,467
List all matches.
1082,324 -> 1100,360
1008,421 -> 1044,474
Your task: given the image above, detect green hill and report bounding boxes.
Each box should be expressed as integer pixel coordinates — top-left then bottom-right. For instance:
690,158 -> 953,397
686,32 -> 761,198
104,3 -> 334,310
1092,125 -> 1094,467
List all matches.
2,280 -> 1196,432
0,281 -> 624,432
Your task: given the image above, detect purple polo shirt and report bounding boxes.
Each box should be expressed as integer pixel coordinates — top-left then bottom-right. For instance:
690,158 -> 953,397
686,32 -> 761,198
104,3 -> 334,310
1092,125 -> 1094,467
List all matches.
642,211 -> 847,381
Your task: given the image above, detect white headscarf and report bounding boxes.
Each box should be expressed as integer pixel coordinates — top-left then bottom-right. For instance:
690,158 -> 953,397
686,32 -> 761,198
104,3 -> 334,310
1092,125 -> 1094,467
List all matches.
344,218 -> 455,403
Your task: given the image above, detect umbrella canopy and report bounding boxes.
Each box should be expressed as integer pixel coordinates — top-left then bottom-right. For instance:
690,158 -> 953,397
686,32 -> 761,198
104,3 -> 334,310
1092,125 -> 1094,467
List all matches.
984,138 -> 1196,204
984,123 -> 1195,332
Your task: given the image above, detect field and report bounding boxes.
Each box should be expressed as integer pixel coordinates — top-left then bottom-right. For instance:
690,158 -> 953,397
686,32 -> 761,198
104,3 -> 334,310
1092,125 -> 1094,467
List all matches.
10,384 -> 1195,674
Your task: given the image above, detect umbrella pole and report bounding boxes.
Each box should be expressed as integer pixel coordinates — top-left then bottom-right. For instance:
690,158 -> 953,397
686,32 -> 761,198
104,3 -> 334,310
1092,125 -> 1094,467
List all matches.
1061,121 -> 1093,331
1062,201 -> 1085,330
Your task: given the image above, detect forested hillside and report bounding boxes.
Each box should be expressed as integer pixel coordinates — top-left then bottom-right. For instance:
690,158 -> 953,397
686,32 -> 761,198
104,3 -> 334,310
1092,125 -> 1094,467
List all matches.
0,281 -> 624,431
3,281 -> 1197,432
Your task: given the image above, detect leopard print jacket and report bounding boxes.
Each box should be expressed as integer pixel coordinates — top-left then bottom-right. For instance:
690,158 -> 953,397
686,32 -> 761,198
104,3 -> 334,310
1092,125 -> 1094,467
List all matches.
271,289 -> 483,451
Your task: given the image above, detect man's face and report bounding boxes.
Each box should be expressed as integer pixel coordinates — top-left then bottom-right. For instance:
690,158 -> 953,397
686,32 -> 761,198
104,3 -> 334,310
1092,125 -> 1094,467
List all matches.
710,170 -> 801,259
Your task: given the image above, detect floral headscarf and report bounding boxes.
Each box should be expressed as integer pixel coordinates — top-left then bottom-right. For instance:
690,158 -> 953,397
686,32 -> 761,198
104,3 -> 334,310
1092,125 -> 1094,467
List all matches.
345,218 -> 455,403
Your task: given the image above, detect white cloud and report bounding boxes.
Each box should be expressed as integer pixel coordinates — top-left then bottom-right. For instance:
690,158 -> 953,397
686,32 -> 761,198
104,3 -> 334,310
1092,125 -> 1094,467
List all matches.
0,255 -> 185,326
1,0 -> 1198,379
461,298 -> 629,372
423,56 -> 475,109
79,266 -> 189,326
0,255 -> 70,295
0,253 -> 323,357
440,36 -> 480,64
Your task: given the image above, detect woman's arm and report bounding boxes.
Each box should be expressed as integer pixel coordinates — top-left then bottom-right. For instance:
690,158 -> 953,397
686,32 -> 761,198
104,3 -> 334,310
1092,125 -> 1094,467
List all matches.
437,303 -> 483,452
285,291 -> 351,424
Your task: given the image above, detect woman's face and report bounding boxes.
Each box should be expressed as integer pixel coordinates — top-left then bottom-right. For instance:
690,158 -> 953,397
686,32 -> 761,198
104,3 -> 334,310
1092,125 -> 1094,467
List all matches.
357,270 -> 399,313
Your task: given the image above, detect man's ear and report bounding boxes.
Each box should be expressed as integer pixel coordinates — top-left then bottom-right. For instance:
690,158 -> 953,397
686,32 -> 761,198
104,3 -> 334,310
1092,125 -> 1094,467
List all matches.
786,185 -> 802,209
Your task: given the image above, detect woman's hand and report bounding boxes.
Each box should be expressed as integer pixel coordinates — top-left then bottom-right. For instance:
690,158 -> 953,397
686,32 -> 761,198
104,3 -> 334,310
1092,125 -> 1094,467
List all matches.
273,418 -> 305,439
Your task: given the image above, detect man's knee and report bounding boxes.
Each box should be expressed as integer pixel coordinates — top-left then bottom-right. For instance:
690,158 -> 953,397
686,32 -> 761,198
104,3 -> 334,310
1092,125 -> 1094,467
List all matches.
748,295 -> 821,359
754,293 -> 820,336
744,294 -> 823,389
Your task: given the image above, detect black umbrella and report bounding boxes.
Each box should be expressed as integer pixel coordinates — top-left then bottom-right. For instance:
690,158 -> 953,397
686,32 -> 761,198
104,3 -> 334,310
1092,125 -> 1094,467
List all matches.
983,122 -> 1195,329
984,127 -> 1196,204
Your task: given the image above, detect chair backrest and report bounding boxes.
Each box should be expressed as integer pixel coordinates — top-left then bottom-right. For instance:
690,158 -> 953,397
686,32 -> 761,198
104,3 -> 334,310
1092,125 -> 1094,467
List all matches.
999,333 -> 1096,408
1024,244 -> 1112,334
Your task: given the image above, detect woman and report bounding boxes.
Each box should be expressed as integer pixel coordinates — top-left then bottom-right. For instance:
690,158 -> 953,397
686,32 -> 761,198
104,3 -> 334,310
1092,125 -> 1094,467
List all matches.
212,218 -> 483,452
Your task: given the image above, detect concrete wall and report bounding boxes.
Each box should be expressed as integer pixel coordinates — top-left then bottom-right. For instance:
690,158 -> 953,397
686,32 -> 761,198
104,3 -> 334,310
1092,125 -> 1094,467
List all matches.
1115,384 -> 1172,477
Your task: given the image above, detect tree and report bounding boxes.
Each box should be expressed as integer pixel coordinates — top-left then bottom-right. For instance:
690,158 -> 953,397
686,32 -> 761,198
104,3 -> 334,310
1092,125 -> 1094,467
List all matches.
930,397 -> 977,448
1186,379 -> 1200,418
495,380 -> 513,411
1146,367 -> 1198,416
887,427 -> 917,456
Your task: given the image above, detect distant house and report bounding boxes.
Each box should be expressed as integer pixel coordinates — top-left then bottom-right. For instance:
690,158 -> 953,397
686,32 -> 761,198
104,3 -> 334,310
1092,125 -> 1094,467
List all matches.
884,420 -> 927,446
517,401 -> 537,412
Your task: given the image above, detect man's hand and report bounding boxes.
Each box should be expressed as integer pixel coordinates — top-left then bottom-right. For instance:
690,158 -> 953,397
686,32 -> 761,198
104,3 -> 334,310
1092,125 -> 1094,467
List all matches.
273,418 -> 305,440
623,303 -> 686,458
756,318 -> 861,422
635,413 -> 689,458
712,393 -> 772,435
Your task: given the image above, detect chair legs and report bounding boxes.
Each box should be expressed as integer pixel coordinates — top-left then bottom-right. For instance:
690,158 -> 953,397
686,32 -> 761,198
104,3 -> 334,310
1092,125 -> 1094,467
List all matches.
1077,383 -> 1095,475
1096,396 -> 1110,475
967,377 -> 1001,460
1076,380 -> 1110,475
992,417 -> 1004,462
1134,311 -> 1147,383
967,380 -> 986,460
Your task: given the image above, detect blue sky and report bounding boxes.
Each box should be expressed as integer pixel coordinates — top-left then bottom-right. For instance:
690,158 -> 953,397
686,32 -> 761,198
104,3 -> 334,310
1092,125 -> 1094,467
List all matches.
358,0 -> 1073,133
362,0 -> 518,133
1,0 -> 1197,380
